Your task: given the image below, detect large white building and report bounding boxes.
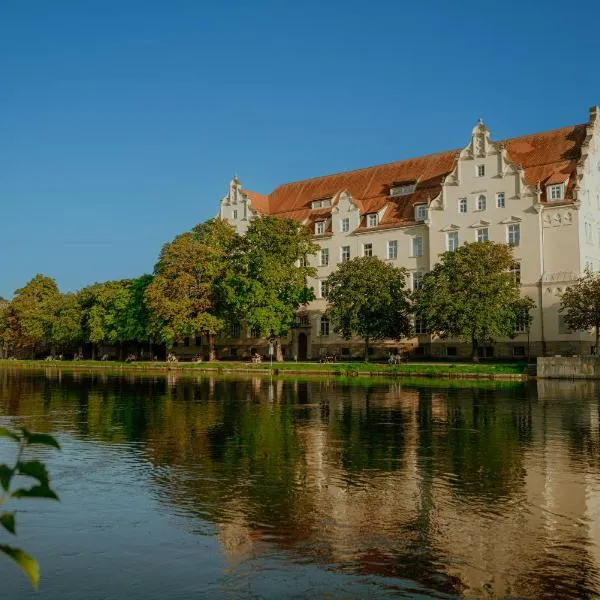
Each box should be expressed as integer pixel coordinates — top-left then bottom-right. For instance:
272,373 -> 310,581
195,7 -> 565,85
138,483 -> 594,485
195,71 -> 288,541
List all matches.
213,106 -> 600,361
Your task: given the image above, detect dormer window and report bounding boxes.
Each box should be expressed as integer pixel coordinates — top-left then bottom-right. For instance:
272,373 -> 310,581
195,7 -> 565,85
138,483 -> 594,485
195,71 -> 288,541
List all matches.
367,213 -> 378,228
549,184 -> 564,201
415,205 -> 427,222
311,197 -> 332,209
477,165 -> 485,177
390,183 -> 416,197
315,221 -> 326,235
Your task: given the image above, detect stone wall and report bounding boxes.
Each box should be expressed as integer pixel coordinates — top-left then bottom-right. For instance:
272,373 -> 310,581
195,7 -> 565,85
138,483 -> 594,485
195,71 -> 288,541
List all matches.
537,356 -> 600,379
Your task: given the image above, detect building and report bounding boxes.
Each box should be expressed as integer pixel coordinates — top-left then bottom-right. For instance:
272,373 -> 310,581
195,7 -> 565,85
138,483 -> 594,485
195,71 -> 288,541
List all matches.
215,106 -> 600,360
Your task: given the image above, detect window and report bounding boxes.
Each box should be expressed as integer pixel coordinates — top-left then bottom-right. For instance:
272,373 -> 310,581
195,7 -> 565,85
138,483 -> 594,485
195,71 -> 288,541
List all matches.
228,323 -> 241,338
477,164 -> 485,177
184,337 -> 190,347
513,346 -> 526,357
390,183 -> 416,196
515,310 -> 530,333
412,271 -> 424,290
446,346 -> 457,357
447,231 -> 459,251
415,205 -> 428,221
195,336 -> 202,346
415,317 -> 428,334
367,213 -> 378,228
341,218 -> 350,233
459,198 -> 467,214
233,209 -> 238,219
250,326 -> 261,338
319,248 -> 329,266
496,192 -> 505,208
476,228 -> 489,242
411,236 -> 423,257
509,262 -> 521,285
320,316 -> 330,336
341,246 -> 351,262
341,347 -> 350,356
549,184 -> 563,201
315,221 -> 325,235
297,314 -> 309,327
319,280 -> 330,299
363,243 -> 373,257
298,255 -> 307,267
476,195 -> 486,211
508,224 -> 520,246
558,314 -> 571,334
312,198 -> 332,209
387,240 -> 398,260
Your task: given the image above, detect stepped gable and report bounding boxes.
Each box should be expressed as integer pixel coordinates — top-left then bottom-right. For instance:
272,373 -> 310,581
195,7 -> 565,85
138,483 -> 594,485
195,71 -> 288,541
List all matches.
243,123 -> 587,227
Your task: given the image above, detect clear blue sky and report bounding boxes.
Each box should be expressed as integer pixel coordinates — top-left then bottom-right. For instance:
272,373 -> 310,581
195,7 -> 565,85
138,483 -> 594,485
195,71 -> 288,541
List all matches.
2,0 -> 600,299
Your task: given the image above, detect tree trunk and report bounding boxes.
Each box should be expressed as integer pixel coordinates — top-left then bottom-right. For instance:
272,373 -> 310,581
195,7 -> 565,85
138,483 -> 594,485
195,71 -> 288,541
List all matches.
471,336 -> 479,363
208,333 -> 216,361
92,344 -> 97,360
275,339 -> 283,362
118,341 -> 124,361
364,337 -> 370,362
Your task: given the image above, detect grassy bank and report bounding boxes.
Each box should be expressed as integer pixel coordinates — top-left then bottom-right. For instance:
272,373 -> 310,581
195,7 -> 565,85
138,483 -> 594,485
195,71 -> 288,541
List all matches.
0,359 -> 529,380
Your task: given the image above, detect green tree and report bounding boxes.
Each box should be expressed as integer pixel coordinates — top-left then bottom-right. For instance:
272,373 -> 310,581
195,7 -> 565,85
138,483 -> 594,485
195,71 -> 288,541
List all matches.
0,297 -> 11,358
9,275 -> 61,357
413,242 -> 534,361
145,219 -> 238,360
50,293 -> 84,352
228,216 -> 317,361
559,269 -> 600,351
0,426 -> 60,589
325,256 -> 412,360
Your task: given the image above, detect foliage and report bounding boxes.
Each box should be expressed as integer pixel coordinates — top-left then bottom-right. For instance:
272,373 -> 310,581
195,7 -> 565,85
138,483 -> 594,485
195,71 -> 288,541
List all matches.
226,216 -> 317,360
559,269 -> 600,349
325,256 -> 412,359
50,293 -> 84,349
412,242 -> 535,360
7,275 -> 61,354
145,219 -> 238,357
0,426 -> 60,589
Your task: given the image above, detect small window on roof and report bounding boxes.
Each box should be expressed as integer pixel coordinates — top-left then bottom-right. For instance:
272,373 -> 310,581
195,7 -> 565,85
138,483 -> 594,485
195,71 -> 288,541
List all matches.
311,197 -> 332,209
415,205 -> 427,221
315,221 -> 326,235
548,184 -> 563,201
367,213 -> 378,228
390,183 -> 416,197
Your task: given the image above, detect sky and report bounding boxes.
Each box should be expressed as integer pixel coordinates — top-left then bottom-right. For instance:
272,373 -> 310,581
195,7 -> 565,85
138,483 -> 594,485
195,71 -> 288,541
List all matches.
2,0 -> 600,299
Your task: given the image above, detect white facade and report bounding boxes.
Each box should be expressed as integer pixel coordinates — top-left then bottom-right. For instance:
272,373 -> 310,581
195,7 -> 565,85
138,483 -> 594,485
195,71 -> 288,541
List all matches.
215,107 -> 600,360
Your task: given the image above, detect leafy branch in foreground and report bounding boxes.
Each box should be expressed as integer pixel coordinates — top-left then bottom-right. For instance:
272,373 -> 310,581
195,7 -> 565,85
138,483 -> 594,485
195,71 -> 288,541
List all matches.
0,426 -> 60,589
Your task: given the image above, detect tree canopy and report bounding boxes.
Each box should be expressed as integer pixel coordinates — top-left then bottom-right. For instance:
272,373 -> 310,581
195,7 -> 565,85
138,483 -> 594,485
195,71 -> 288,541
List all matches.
412,242 -> 534,360
325,256 -> 412,359
145,218 -> 238,358
226,216 -> 317,360
559,269 -> 600,350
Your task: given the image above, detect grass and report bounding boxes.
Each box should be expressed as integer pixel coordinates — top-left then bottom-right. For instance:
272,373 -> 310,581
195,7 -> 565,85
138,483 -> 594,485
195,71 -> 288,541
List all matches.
0,358 -> 529,379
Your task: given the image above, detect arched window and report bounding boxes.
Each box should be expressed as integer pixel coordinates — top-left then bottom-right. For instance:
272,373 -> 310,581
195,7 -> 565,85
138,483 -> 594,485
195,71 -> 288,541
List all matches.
476,195 -> 486,211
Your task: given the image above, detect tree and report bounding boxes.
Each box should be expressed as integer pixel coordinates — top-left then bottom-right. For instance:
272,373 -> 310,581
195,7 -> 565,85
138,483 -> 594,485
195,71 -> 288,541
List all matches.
559,269 -> 600,351
325,256 -> 412,360
50,293 -> 84,352
227,216 -> 317,361
0,426 -> 60,589
413,242 -> 534,361
9,275 -> 61,356
145,219 -> 238,360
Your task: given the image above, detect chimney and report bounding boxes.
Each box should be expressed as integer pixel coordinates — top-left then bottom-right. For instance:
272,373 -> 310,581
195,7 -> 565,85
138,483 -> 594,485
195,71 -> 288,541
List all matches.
590,105 -> 599,126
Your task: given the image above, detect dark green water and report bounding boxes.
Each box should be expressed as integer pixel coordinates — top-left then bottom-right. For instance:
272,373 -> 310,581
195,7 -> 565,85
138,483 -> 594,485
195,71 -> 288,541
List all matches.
1,369 -> 600,599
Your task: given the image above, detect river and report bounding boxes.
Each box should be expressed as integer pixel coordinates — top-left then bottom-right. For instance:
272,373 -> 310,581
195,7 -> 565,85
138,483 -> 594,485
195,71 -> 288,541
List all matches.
1,368 -> 600,599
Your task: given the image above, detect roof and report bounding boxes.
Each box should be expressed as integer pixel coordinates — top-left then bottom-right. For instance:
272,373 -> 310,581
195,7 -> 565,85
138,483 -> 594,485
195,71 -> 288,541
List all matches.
240,122 -> 588,228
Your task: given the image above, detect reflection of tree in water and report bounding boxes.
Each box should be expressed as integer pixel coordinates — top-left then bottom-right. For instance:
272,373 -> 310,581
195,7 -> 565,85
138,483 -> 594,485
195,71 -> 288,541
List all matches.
5,371 -> 600,598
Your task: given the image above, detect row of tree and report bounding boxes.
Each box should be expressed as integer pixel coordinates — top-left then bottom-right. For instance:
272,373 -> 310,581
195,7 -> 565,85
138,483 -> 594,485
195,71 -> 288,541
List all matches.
4,214 -> 597,362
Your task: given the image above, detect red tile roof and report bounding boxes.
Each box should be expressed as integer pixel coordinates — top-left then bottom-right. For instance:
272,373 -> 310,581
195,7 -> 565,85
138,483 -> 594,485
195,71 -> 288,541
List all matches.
241,123 -> 587,228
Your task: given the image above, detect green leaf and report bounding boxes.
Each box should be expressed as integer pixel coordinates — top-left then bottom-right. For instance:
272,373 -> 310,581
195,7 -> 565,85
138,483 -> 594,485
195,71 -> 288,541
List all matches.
0,512 -> 16,534
0,544 -> 40,589
20,429 -> 60,450
0,465 -> 12,492
11,485 -> 59,501
16,460 -> 49,486
0,426 -> 20,442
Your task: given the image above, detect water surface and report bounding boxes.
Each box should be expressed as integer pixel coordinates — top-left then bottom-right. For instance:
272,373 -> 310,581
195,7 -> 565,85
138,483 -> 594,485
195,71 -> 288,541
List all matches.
1,369 -> 600,599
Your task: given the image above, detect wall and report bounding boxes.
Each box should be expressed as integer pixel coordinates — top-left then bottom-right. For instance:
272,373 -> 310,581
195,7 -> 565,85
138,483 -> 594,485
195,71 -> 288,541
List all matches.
538,356 -> 600,379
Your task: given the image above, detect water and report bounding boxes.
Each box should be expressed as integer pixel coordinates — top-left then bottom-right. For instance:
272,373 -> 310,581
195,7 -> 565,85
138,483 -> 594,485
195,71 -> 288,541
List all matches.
1,369 -> 600,599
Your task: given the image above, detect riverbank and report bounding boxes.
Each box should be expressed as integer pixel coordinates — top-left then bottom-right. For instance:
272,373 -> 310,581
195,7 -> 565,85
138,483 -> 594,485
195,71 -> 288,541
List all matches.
0,359 -> 529,380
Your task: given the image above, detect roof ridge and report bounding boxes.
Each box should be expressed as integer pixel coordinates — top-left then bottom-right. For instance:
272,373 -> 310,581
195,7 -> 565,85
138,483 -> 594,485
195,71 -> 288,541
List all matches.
500,123 -> 585,143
